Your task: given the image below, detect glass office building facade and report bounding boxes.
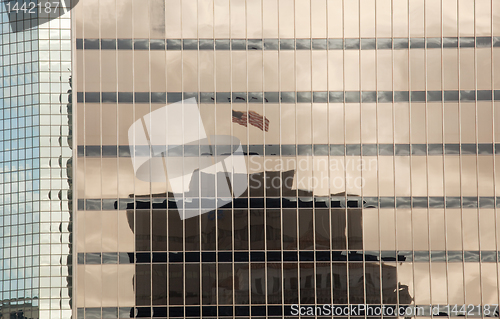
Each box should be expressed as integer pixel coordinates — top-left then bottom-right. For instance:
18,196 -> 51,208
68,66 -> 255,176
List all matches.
0,2 -> 73,319
72,0 -> 500,318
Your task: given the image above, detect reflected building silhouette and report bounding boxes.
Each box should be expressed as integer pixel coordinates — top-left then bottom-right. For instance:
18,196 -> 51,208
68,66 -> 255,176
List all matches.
0,299 -> 38,319
126,169 -> 412,309
72,0 -> 500,316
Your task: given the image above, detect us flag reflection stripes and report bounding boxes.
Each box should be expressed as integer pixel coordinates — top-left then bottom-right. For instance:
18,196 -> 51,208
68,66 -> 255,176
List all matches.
232,110 -> 269,132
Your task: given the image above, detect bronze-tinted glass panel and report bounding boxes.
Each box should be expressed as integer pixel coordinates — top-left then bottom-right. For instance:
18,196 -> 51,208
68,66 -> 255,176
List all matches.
315,209 -> 330,250
316,263 -> 331,304
218,263 -> 233,305
136,264 -> 151,306
185,264 -> 200,305
185,215 -> 200,251
283,263 -> 298,304
250,209 -> 265,250
169,264 -> 183,305
72,0 -> 500,315
168,210 -> 183,251
249,171 -> 265,197
152,210 -> 167,251
267,263 -> 282,304
152,264 -> 167,305
234,209 -> 249,250
298,209 -> 314,250
266,209 -> 281,250
218,210 -> 233,250
234,264 -> 249,304
251,263 -> 266,304
135,210 -> 150,251
349,263 -> 364,304
283,209 -> 298,250
332,263 -> 348,304
348,209 -> 363,249
202,263 -> 216,305
365,264 -> 381,304
300,263 -> 315,304
331,209 -> 347,249
382,263 -> 399,304
201,213 -> 216,250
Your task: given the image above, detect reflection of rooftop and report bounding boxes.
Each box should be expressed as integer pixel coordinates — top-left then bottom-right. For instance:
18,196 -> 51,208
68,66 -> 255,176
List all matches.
127,170 -> 364,251
127,169 -> 413,306
127,169 -> 363,209
215,263 -> 411,305
0,298 -> 39,319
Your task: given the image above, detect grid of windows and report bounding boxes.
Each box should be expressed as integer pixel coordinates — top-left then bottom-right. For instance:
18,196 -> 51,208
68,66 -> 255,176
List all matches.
0,1 -> 73,319
0,4 -> 42,319
74,0 -> 500,318
35,9 -> 73,319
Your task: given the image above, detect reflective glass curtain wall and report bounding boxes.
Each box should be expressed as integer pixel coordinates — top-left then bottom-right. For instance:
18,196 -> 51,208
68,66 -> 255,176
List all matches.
0,5 -> 41,319
0,2 -> 72,319
74,0 -> 500,318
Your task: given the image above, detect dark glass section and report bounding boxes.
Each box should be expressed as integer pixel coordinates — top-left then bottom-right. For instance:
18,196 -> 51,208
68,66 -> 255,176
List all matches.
218,210 -> 232,250
280,39 -> 294,50
117,39 -> 132,49
150,39 -> 165,50
185,215 -> 200,250
185,264 -> 200,305
377,38 -> 392,49
360,38 -> 376,50
328,38 -> 343,49
312,39 -> 327,50
250,210 -> 265,250
443,37 -> 458,48
393,38 -> 409,49
199,39 -> 214,50
231,39 -> 246,50
151,210 -> 167,251
344,38 -> 360,49
136,264 -> 151,306
234,263 -> 249,304
283,263 -> 298,304
215,39 -> 230,50
331,209 -> 347,249
134,39 -> 149,50
426,37 -> 441,48
264,39 -> 279,50
410,38 -> 425,48
169,264 -> 184,305
168,210 -> 183,251
349,263 -> 364,303
365,264 -> 381,304
296,39 -> 311,49
202,264 -> 216,304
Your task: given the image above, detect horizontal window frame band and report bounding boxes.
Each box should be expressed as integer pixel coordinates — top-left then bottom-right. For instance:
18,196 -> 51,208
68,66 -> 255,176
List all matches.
78,196 -> 497,211
77,250 -> 499,264
76,36 -> 498,51
78,143 -> 496,157
78,90 -> 498,104
77,304 -> 496,318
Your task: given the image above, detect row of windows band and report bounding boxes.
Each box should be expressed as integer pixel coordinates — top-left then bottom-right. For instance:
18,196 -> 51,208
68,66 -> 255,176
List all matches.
79,196 -> 499,210
78,144 -> 499,157
78,90 -> 499,104
78,250 -> 500,265
79,305 -> 444,318
76,37 -> 498,51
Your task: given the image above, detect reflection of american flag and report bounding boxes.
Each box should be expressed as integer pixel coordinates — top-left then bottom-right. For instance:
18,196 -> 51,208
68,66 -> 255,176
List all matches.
232,110 -> 269,132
